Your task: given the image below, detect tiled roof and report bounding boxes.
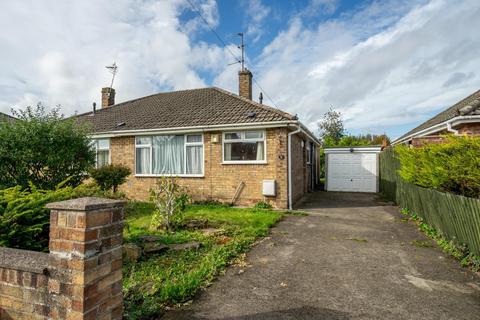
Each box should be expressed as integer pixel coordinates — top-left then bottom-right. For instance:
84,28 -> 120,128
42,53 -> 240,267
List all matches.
74,87 -> 296,133
0,112 -> 16,123
396,89 -> 480,141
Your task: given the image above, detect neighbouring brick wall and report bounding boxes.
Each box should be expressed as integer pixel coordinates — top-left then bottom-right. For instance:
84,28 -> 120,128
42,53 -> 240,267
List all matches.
411,136 -> 447,147
457,123 -> 480,135
0,197 -> 126,320
111,128 -> 290,208
291,134 -> 307,204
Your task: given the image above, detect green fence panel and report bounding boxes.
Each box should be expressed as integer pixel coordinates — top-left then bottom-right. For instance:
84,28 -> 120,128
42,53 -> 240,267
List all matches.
379,146 -> 480,256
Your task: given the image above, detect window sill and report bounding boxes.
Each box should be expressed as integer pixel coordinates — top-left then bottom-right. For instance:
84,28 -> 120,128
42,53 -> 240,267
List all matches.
222,161 -> 268,165
134,174 -> 204,178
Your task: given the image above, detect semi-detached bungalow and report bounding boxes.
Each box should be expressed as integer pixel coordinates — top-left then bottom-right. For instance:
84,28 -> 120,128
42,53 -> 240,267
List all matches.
75,70 -> 319,209
393,89 -> 480,146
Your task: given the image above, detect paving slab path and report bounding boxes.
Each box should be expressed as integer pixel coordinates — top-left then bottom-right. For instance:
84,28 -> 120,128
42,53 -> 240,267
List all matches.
161,192 -> 480,320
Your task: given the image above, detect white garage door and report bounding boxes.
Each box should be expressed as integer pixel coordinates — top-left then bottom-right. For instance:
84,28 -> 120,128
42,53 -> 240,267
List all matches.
327,153 -> 378,192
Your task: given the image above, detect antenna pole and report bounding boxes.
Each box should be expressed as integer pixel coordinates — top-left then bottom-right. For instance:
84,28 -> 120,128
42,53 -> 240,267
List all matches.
106,62 -> 118,92
238,32 -> 245,71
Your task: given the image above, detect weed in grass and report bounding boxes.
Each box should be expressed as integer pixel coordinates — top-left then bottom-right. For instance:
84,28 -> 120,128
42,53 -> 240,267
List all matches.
285,210 -> 308,216
410,240 -> 434,248
346,237 -> 368,243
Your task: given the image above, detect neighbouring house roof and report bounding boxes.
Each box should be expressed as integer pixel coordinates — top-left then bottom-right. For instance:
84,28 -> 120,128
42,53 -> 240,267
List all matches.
74,87 -> 318,143
0,112 -> 17,123
395,89 -> 480,143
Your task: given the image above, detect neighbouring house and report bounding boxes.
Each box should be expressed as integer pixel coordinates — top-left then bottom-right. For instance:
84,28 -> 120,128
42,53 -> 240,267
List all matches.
75,70 -> 319,209
0,112 -> 16,124
393,89 -> 480,146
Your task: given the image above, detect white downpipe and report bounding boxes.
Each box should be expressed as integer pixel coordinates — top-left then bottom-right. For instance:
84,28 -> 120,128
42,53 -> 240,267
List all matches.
288,126 -> 302,210
446,121 -> 459,135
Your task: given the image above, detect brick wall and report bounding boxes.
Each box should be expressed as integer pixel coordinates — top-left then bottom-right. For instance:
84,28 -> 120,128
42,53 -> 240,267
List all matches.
0,248 -> 49,319
457,123 -> 480,135
0,197 -> 126,320
111,128 -> 291,208
411,136 -> 447,147
291,134 -> 307,204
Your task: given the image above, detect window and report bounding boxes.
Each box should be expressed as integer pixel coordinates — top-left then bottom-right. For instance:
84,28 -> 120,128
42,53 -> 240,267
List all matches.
223,130 -> 266,163
135,134 -> 204,176
92,138 -> 110,168
306,142 -> 311,164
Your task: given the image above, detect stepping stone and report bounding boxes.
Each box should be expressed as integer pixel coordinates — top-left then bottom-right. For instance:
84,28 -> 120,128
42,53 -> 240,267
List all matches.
186,219 -> 208,229
168,242 -> 201,251
143,243 -> 169,254
123,243 -> 142,262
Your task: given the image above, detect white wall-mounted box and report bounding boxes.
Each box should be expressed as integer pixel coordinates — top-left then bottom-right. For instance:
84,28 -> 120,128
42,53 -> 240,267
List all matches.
262,180 -> 276,196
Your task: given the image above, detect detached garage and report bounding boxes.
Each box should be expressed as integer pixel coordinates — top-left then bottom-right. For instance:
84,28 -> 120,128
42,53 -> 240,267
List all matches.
324,147 -> 381,193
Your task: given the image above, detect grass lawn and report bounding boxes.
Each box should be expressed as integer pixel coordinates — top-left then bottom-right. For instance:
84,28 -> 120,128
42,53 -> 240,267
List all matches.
123,202 -> 284,319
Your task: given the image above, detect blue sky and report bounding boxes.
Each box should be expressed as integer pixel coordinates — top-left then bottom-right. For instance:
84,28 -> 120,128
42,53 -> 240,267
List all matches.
1,0 -> 479,139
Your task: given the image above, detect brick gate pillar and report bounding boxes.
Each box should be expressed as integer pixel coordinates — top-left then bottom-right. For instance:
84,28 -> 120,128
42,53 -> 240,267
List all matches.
46,197 -> 126,320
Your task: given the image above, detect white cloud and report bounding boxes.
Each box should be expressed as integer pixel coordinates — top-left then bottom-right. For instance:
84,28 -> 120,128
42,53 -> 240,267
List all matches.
242,0 -> 271,43
252,0 -> 480,137
0,0 -> 222,115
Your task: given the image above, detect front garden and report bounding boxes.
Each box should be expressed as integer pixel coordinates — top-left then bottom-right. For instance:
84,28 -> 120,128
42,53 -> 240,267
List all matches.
122,201 -> 282,318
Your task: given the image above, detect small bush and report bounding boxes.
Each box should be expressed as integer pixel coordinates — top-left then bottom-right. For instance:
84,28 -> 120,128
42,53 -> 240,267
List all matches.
150,177 -> 190,231
253,201 -> 272,210
0,183 -> 101,251
396,136 -> 480,198
89,164 -> 131,193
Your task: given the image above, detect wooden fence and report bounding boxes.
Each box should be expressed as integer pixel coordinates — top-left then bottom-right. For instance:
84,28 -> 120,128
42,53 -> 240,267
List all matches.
379,146 -> 480,256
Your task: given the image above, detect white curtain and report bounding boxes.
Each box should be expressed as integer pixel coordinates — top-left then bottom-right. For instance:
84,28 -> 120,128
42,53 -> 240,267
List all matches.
186,146 -> 202,174
256,142 -> 264,160
136,147 -> 150,174
152,135 -> 184,174
224,143 -> 232,161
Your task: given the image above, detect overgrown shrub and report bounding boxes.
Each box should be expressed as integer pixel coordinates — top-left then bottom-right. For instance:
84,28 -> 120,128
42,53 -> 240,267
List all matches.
396,136 -> 480,198
90,164 -> 131,193
0,183 -> 100,251
150,177 -> 190,231
0,104 -> 95,190
253,201 -> 273,210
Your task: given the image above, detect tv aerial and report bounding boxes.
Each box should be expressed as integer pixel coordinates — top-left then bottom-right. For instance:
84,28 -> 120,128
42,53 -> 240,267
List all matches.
105,62 -> 118,89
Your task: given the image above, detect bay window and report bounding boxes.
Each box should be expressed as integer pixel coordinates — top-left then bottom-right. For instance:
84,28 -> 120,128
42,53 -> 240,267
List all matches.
92,138 -> 110,168
223,130 -> 266,163
135,134 -> 204,176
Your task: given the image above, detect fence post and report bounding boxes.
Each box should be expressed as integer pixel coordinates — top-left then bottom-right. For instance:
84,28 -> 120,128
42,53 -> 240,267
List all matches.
46,197 -> 126,320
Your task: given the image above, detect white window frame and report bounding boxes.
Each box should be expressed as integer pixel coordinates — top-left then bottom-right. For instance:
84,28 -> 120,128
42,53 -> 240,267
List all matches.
222,130 -> 267,164
134,133 -> 204,177
93,138 -> 110,168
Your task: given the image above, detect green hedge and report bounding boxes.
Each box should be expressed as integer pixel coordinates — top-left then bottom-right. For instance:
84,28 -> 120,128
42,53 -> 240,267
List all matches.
0,183 -> 101,252
380,141 -> 480,256
396,136 -> 480,198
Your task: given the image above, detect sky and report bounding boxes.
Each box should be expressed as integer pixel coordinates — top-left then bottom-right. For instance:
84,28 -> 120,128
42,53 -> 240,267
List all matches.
1,0 -> 479,139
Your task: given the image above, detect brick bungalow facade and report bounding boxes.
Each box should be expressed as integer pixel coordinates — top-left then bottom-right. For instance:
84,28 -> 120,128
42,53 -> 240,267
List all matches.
76,70 -> 319,209
393,89 -> 480,146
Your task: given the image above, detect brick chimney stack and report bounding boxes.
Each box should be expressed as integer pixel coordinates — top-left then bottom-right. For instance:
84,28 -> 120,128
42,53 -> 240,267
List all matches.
102,87 -> 115,108
238,69 -> 253,100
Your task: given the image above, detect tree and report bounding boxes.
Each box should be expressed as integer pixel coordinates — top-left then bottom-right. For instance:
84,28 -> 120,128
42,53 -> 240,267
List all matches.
317,108 -> 345,144
0,104 -> 95,190
90,164 -> 131,193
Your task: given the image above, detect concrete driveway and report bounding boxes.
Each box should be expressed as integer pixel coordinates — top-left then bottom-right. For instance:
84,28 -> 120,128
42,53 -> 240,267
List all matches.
162,192 -> 480,320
